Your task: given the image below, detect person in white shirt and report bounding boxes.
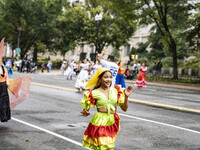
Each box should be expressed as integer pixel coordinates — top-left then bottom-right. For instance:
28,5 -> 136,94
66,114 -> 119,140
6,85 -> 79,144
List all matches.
47,61 -> 52,73
61,61 -> 67,75
75,59 -> 90,91
98,48 -> 119,87
90,61 -> 102,78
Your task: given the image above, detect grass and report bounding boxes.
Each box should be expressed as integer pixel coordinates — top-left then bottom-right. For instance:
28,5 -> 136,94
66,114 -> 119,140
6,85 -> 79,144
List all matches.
145,76 -> 200,84
133,76 -> 200,84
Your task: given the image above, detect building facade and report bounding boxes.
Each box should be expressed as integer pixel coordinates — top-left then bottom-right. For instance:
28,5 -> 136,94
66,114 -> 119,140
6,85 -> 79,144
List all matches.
64,24 -> 152,63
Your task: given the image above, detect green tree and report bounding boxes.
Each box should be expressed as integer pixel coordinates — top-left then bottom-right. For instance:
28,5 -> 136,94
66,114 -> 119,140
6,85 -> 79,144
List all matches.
78,1 -> 137,53
130,42 -> 148,59
185,2 -> 200,52
0,0 -> 66,60
106,0 -> 194,79
148,30 -> 165,61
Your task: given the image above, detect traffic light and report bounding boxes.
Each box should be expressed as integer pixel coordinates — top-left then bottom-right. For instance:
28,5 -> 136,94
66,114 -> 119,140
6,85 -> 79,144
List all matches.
131,55 -> 135,60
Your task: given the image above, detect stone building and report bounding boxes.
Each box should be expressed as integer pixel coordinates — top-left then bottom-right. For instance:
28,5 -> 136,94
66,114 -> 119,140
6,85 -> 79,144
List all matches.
64,24 -> 152,63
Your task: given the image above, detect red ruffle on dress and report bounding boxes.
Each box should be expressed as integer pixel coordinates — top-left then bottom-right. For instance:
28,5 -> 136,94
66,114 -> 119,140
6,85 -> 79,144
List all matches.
135,66 -> 147,88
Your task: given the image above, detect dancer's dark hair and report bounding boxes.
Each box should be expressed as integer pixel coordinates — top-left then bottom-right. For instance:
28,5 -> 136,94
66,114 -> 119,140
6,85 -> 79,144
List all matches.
94,70 -> 112,89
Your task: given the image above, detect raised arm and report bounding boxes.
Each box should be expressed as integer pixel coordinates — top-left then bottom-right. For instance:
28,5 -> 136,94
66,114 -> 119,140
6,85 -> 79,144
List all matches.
120,86 -> 134,112
97,47 -> 106,62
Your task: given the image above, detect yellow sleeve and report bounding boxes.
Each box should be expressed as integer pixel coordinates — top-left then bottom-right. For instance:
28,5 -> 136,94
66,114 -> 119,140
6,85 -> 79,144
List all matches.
117,88 -> 125,106
114,85 -> 125,106
80,90 -> 95,110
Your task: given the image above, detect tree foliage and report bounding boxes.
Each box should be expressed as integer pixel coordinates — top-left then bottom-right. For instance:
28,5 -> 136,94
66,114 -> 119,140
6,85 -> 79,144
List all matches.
0,0 -> 66,60
76,0 -> 137,52
106,0 -> 198,79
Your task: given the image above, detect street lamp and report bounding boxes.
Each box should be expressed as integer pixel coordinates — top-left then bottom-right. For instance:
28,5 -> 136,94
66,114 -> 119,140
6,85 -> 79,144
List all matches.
94,13 -> 102,63
16,27 -> 22,58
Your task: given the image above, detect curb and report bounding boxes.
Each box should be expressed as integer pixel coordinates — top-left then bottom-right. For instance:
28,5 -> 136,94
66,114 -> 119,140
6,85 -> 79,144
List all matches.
125,80 -> 200,91
129,98 -> 200,115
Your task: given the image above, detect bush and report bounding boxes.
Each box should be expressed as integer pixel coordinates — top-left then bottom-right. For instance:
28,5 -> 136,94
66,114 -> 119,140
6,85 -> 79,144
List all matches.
137,57 -> 149,65
161,57 -> 173,67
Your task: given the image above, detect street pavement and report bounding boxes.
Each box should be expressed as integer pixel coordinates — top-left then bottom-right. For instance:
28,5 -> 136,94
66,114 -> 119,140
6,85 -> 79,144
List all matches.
0,71 -> 200,150
36,70 -> 200,113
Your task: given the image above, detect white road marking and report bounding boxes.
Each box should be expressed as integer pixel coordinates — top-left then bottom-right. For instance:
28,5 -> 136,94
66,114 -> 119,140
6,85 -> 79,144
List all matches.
12,117 -> 90,150
119,113 -> 200,135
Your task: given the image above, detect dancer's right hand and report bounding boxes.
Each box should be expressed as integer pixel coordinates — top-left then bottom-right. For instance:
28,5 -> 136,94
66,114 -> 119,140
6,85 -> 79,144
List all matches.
80,109 -> 90,117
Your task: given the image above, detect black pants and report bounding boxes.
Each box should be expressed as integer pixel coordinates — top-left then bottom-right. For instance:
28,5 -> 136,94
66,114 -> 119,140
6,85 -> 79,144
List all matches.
0,82 -> 11,122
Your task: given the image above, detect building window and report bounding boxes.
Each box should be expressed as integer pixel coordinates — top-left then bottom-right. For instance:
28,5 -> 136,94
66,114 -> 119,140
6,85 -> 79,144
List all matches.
90,45 -> 94,53
80,44 -> 84,52
75,0 -> 79,3
197,43 -> 200,51
124,44 -> 130,56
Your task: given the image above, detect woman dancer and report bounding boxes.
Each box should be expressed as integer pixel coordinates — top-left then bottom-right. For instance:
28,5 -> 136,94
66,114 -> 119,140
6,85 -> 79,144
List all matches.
0,58 -> 11,122
75,59 -> 89,91
134,62 -> 147,88
80,67 -> 134,150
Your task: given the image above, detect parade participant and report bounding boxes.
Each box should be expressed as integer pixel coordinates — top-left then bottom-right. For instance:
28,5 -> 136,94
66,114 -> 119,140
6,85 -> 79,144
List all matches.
90,61 -> 102,78
98,48 -> 119,87
75,59 -> 90,91
115,62 -> 127,89
69,59 -> 76,79
0,58 -> 11,122
47,60 -> 52,73
80,67 -> 134,150
0,38 -> 32,121
134,62 -> 147,88
65,59 -> 76,79
5,59 -> 13,77
61,60 -> 67,75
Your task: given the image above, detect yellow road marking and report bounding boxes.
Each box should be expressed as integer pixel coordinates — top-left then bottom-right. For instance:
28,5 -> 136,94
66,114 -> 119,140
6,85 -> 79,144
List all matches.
129,81 -> 200,91
32,82 -> 78,92
129,98 -> 200,114
31,82 -> 200,114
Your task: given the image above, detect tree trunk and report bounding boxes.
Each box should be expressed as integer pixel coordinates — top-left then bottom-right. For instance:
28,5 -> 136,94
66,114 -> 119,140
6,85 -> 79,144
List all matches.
20,51 -> 25,59
11,49 -> 14,58
33,48 -> 38,63
170,40 -> 178,79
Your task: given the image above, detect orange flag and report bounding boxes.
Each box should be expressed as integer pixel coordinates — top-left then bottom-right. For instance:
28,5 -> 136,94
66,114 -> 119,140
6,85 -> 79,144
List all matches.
8,76 -> 32,110
0,38 -> 5,60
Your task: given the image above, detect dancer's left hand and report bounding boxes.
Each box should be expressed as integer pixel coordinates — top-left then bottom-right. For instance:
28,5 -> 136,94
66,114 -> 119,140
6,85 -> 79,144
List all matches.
124,86 -> 134,97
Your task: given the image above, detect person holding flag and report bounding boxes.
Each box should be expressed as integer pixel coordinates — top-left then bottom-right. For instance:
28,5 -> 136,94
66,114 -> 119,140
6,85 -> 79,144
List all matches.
0,39 -> 11,122
0,38 -> 32,123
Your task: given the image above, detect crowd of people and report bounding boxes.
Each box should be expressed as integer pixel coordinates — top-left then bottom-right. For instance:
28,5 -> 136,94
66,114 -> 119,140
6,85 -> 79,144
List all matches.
76,48 -> 147,150
61,48 -> 148,91
1,57 -> 38,76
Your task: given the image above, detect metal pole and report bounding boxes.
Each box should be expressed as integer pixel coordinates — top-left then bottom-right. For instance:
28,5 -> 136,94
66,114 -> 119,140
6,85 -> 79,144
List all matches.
17,29 -> 21,48
95,21 -> 99,63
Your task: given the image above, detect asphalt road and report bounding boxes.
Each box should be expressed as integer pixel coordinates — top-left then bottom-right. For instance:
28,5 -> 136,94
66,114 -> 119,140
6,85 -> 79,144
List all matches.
1,72 -> 200,150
